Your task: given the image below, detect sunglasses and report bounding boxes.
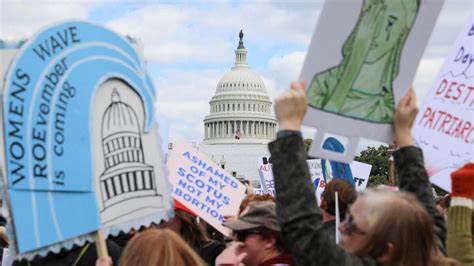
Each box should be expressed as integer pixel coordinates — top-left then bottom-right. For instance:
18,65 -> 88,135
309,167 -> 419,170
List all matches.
235,230 -> 262,242
343,211 -> 366,236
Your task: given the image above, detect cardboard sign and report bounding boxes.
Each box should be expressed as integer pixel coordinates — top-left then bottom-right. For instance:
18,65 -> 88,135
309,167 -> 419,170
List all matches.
256,157 -> 371,203
253,188 -> 275,196
350,161 -> 372,192
413,14 -> 474,192
167,141 -> 246,236
257,157 -> 275,195
307,159 -> 325,204
301,0 -> 444,162
0,21 -> 172,256
307,159 -> 323,183
2,248 -> 13,266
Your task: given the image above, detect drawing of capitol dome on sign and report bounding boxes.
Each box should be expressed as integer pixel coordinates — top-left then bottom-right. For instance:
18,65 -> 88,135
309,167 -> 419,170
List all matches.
99,88 -> 163,224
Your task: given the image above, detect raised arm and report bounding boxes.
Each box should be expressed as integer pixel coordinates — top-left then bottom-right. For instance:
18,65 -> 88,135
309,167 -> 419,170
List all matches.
392,88 -> 447,254
269,82 -> 372,266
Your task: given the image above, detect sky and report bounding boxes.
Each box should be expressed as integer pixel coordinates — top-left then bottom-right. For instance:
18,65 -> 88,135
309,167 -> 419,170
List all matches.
1,0 -> 472,149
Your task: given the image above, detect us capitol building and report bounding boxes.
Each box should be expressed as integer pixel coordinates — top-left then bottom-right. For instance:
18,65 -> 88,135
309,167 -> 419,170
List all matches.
199,31 -> 277,186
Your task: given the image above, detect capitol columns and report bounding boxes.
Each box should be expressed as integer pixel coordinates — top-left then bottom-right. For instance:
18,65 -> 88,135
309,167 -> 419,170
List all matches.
266,122 -> 269,138
224,121 -> 227,137
214,122 -> 217,138
263,122 -> 268,138
219,121 -> 222,138
254,121 -> 257,136
246,120 -> 249,136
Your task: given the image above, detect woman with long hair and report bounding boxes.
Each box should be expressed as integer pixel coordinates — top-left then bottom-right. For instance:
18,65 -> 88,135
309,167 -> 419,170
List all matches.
341,189 -> 450,265
160,201 -> 225,265
119,229 -> 205,266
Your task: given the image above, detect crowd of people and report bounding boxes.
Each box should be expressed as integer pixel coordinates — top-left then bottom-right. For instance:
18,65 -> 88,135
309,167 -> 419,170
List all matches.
0,83 -> 472,265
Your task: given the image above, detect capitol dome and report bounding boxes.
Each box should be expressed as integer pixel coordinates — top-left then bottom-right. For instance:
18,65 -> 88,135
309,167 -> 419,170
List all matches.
203,31 -> 277,145
102,89 -> 141,139
99,89 -> 160,214
215,67 -> 267,94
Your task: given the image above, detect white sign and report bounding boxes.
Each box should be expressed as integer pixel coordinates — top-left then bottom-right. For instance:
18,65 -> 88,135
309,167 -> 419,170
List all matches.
301,0 -> 444,162
257,157 -> 275,195
255,158 -> 371,203
253,188 -> 275,196
350,161 -> 372,192
167,141 -> 246,236
2,248 -> 13,266
307,159 -> 325,204
413,14 -> 474,192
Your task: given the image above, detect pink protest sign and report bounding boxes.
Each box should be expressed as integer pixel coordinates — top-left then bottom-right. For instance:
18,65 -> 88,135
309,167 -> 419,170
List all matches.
413,14 -> 474,192
167,141 -> 246,236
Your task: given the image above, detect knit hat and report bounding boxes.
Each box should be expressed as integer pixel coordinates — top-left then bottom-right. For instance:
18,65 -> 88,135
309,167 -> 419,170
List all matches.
173,199 -> 197,217
450,163 -> 474,200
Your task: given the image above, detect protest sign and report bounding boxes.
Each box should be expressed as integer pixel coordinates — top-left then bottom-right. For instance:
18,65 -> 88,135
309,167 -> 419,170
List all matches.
350,161 -> 372,192
307,159 -> 325,204
257,157 -> 275,195
2,248 -> 13,266
167,141 -> 246,236
301,0 -> 444,162
253,188 -> 274,196
0,21 -> 172,257
255,157 -> 371,203
307,159 -> 323,183
413,14 -> 474,192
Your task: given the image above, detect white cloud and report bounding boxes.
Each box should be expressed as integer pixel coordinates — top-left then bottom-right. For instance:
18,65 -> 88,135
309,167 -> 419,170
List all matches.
154,68 -> 225,142
105,1 -> 320,64
104,1 -> 320,142
0,0 -> 471,147
106,4 -> 233,64
0,1 -> 109,40
264,51 -> 306,97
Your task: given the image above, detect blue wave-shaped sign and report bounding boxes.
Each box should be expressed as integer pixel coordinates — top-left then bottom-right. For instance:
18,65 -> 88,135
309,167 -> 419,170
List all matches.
2,21 -> 156,253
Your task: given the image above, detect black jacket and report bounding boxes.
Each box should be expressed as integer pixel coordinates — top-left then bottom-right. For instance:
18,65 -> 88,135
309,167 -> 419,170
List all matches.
268,134 -> 446,266
13,239 -> 122,266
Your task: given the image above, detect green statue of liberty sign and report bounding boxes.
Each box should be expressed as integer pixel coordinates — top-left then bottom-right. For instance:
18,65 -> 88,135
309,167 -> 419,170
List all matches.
307,0 -> 420,123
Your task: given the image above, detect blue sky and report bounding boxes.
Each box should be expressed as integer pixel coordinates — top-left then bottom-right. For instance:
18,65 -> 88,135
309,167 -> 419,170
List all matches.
1,0 -> 472,150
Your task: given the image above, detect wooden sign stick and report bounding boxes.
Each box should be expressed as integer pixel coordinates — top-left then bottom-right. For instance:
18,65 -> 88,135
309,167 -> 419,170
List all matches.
95,230 -> 109,258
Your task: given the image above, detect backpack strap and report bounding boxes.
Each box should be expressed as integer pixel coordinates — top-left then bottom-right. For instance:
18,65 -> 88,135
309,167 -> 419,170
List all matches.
72,243 -> 91,266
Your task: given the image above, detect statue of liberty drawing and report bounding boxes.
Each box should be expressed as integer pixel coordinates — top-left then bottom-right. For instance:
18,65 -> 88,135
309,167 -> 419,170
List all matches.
307,0 -> 420,123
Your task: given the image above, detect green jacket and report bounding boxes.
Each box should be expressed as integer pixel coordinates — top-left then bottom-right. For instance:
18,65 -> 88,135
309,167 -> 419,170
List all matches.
447,204 -> 474,265
268,134 -> 446,265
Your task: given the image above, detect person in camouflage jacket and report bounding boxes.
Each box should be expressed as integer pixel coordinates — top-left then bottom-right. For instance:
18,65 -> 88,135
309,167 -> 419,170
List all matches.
268,82 -> 451,265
